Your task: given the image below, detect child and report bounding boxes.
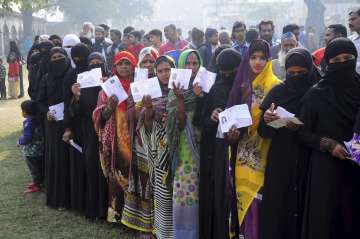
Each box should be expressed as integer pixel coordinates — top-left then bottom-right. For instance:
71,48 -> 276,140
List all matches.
8,53 -> 20,99
0,58 -> 6,100
18,100 -> 43,193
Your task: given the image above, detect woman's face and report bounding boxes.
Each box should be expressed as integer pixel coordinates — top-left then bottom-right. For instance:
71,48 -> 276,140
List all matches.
185,52 -> 200,78
140,54 -> 156,76
50,52 -> 65,62
89,58 -> 102,66
156,61 -> 172,85
115,59 -> 133,79
286,66 -> 308,76
249,50 -> 267,75
328,53 -> 355,64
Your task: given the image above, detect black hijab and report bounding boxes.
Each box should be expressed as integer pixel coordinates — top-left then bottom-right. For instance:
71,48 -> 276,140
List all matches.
88,52 -> 109,77
48,47 -> 70,79
38,40 -> 55,74
71,43 -> 91,73
304,37 -> 360,121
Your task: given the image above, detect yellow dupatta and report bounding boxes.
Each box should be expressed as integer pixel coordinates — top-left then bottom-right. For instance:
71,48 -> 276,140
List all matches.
234,61 -> 281,224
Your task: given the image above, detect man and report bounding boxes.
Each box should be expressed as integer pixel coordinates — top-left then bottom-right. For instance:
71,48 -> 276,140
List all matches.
98,23 -> 112,44
189,27 -> 205,50
148,29 -> 163,51
80,22 -> 94,39
92,26 -> 111,63
199,28 -> 219,68
122,26 -> 135,50
313,24 -> 347,71
349,7 -> 360,73
159,24 -> 188,55
232,21 -> 248,56
246,28 -> 259,45
106,29 -> 125,71
127,30 -> 144,58
49,35 -> 62,47
259,20 -> 276,46
272,24 -> 301,59
272,32 -> 298,80
219,31 -> 231,45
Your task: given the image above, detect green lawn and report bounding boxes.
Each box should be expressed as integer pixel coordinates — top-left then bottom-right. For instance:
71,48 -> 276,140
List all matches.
0,89 -> 137,238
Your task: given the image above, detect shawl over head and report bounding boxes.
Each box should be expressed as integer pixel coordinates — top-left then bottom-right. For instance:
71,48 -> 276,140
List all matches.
137,47 -> 159,67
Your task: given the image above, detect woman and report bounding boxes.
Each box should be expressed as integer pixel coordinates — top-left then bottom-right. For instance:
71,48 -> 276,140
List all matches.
70,52 -> 109,219
138,47 -> 159,78
199,48 -> 242,239
7,52 -> 20,99
7,41 -> 24,98
258,48 -> 318,239
227,39 -> 281,239
166,49 -> 203,239
63,43 -> 91,213
93,51 -> 137,223
138,55 -> 176,239
37,47 -> 71,209
299,38 -> 360,239
121,47 -> 159,233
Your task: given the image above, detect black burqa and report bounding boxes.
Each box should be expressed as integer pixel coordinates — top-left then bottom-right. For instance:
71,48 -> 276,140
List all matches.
63,43 -> 90,213
68,51 -> 108,219
258,48 -> 318,239
299,38 -> 360,239
37,47 -> 71,208
199,48 -> 241,239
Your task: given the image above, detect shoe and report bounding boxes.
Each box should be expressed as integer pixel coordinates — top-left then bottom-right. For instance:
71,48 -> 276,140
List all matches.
24,185 -> 40,194
26,183 -> 36,189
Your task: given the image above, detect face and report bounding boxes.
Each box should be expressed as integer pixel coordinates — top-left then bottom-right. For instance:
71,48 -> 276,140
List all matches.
123,35 -> 130,47
140,54 -> 156,75
115,59 -> 133,78
324,28 -> 341,46
143,37 -> 152,47
185,52 -> 200,78
233,26 -> 246,43
89,58 -> 103,66
50,52 -> 65,62
220,68 -> 238,79
249,51 -> 267,75
328,53 -> 356,64
281,38 -> 297,53
292,29 -> 300,41
149,34 -> 161,46
156,61 -> 172,85
219,32 -> 231,45
83,24 -> 91,33
110,32 -> 120,43
287,66 -> 308,75
164,27 -> 176,41
260,24 -> 274,43
128,34 -> 137,45
209,33 -> 219,45
95,31 -> 104,42
52,39 -> 62,47
349,11 -> 360,32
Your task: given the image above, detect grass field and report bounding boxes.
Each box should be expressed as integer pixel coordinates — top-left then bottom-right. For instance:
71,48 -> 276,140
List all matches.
0,83 -> 137,238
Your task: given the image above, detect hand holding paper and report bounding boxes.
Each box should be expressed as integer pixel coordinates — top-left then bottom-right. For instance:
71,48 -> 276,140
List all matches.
77,68 -> 102,88
193,66 -> 217,93
101,76 -> 128,105
168,68 -> 192,90
130,77 -> 162,103
218,104 -> 253,133
267,106 -> 303,129
49,102 -> 64,121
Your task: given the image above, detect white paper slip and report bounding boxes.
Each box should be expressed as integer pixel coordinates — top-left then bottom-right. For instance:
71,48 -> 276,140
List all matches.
130,77 -> 163,103
267,106 -> 303,129
193,66 -> 217,93
77,68 -> 102,88
49,102 -> 64,121
218,104 -> 253,133
101,75 -> 128,105
69,139 -> 82,153
168,68 -> 192,90
134,68 -> 149,82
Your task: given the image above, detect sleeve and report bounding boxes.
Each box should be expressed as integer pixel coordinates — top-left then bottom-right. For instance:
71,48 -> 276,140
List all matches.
258,86 -> 279,138
36,75 -> 49,114
18,119 -> 34,145
198,46 -> 210,69
63,71 -> 76,130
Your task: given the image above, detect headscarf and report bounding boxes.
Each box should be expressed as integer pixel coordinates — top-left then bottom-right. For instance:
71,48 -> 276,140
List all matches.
38,40 -> 55,74
62,34 -> 81,68
208,44 -> 231,73
49,34 -> 63,47
155,55 -> 176,95
217,48 -> 242,72
137,47 -> 159,67
166,49 -> 203,186
112,51 -> 137,111
39,34 -> 50,43
48,47 -> 70,78
88,52 -> 109,77
70,43 -> 91,73
227,39 -> 273,108
29,52 -> 41,66
281,32 -> 296,42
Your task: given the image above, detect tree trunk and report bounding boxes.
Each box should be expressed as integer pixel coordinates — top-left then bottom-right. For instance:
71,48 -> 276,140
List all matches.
22,9 -> 33,41
304,0 -> 326,49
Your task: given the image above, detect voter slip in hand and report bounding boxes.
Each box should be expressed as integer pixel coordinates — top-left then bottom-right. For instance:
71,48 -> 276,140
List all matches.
267,106 -> 304,129
218,104 -> 253,133
49,102 -> 64,121
168,68 -> 192,90
134,68 -> 148,82
101,75 -> 128,105
77,68 -> 102,88
69,139 -> 82,153
193,66 -> 217,93
130,77 -> 163,103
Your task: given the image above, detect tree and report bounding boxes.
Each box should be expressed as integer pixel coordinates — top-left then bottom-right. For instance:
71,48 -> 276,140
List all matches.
304,0 -> 326,38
